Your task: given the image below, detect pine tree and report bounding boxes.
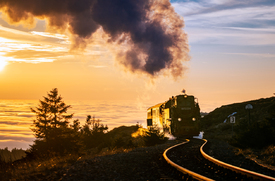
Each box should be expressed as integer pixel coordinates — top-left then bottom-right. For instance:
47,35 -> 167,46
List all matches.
30,88 -> 74,156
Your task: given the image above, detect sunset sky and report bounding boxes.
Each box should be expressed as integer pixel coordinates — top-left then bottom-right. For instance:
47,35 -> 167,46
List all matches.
0,0 -> 274,114
0,0 -> 274,150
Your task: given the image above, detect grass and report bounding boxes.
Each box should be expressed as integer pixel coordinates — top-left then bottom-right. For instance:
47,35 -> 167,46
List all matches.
1,126 -> 168,180
2,154 -> 77,180
203,122 -> 236,141
261,145 -> 275,166
204,123 -> 275,171
1,147 -> 136,181
235,145 -> 275,171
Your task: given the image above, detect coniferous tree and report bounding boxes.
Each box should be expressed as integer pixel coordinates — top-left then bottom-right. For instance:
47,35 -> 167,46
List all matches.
30,88 -> 74,156
81,115 -> 108,150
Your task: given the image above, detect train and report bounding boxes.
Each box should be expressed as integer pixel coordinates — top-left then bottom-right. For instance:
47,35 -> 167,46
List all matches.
146,92 -> 200,137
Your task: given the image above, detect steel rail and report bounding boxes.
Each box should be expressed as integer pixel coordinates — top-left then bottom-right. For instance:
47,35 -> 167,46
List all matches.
200,139 -> 275,181
163,139 -> 214,181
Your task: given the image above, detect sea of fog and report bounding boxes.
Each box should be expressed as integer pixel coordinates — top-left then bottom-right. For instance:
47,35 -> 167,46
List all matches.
0,99 -> 150,150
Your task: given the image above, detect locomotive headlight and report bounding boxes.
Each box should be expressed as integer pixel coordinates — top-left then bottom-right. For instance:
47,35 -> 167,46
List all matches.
192,118 -> 196,121
178,118 -> 181,121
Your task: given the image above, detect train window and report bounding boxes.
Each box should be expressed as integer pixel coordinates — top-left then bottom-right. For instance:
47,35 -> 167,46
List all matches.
147,109 -> 152,118
178,96 -> 193,107
147,119 -> 152,126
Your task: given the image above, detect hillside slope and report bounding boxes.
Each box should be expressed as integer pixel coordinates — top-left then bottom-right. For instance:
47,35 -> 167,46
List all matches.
201,96 -> 275,168
201,96 -> 275,141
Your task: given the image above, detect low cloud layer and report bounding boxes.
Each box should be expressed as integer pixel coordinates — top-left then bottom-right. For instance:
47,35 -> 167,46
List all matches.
0,0 -> 189,78
0,99 -> 148,150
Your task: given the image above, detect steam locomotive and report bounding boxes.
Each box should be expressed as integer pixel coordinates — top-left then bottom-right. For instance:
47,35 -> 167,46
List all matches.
147,92 -> 200,137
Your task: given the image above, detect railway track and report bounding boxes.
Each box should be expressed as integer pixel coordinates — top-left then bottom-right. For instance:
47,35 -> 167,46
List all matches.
163,139 -> 275,181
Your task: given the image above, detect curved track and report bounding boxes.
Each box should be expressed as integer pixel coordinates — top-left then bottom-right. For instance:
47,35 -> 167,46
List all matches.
163,139 -> 275,181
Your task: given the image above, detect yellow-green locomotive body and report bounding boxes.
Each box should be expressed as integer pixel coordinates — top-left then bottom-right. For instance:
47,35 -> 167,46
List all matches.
147,94 -> 200,137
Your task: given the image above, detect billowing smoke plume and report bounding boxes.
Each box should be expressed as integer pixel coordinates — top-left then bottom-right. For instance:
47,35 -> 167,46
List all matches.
0,0 -> 189,78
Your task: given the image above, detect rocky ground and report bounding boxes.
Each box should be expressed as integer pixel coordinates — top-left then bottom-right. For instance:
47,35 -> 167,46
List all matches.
8,139 -> 275,181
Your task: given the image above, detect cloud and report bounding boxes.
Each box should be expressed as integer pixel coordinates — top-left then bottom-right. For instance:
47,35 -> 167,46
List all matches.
173,1 -> 275,26
172,0 -> 275,46
0,135 -> 34,142
0,25 -> 72,63
0,0 -> 190,78
174,0 -> 275,17
0,25 -> 65,44
222,27 -> 275,33
88,65 -> 107,68
0,99 -> 150,149
4,50 -> 67,61
185,27 -> 275,45
225,52 -> 275,58
31,31 -> 69,41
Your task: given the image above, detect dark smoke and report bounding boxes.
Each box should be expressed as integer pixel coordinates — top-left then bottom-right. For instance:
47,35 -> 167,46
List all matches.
0,0 -> 189,78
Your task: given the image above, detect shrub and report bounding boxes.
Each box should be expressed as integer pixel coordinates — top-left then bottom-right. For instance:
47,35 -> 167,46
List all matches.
230,116 -> 275,148
143,126 -> 168,146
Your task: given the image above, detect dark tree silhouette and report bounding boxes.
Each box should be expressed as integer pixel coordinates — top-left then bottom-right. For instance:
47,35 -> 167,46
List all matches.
81,115 -> 108,150
71,119 -> 81,132
30,88 -> 75,156
31,88 -> 73,139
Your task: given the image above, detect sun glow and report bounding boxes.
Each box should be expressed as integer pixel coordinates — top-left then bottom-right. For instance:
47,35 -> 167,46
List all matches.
0,59 -> 8,71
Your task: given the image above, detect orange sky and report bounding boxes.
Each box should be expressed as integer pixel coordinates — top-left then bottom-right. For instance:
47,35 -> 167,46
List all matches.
0,20 -> 274,112
0,1 -> 275,150
0,2 -> 274,113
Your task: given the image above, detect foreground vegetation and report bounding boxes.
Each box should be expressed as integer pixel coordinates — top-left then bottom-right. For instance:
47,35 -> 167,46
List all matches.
201,96 -> 275,167
1,125 -> 167,180
1,88 -> 167,180
0,148 -> 26,163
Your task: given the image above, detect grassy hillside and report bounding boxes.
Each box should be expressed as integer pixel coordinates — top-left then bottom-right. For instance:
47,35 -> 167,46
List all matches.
201,96 -> 275,167
106,125 -> 142,148
201,96 -> 275,143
